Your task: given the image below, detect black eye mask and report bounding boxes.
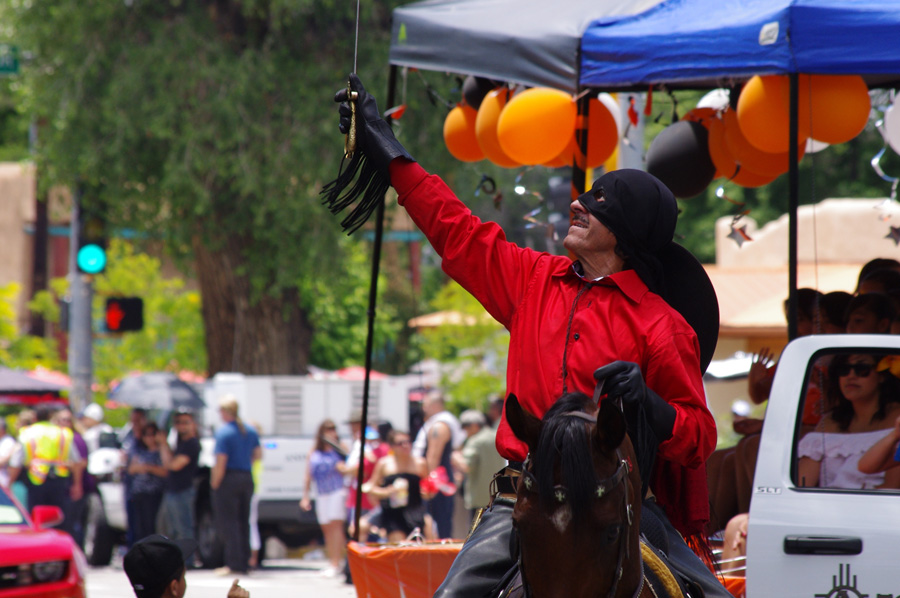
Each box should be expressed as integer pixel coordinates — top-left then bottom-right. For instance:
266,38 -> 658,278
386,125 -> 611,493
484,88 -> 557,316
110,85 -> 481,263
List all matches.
576,169 -> 677,255
575,169 -> 677,294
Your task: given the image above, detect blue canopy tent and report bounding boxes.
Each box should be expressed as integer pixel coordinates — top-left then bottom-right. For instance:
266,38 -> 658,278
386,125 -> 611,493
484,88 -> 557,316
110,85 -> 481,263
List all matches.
578,0 -> 900,337
581,0 -> 900,90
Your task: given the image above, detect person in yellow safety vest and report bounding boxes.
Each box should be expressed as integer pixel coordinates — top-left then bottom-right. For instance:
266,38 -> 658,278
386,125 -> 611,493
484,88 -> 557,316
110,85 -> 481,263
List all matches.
18,404 -> 82,517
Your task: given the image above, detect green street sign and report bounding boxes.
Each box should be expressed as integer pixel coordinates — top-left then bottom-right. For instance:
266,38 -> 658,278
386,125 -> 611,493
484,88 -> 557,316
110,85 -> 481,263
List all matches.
0,44 -> 19,75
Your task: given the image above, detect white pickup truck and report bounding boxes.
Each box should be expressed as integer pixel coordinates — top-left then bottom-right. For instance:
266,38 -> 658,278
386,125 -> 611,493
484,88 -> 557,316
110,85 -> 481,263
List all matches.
743,334 -> 899,596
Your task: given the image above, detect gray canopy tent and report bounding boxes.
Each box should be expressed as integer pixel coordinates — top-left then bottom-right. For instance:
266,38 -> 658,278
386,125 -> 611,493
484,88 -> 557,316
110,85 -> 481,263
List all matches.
389,0 -> 664,94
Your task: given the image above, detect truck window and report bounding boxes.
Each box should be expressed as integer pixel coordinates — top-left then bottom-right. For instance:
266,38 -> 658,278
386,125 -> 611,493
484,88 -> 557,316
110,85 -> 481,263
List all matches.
793,350 -> 900,491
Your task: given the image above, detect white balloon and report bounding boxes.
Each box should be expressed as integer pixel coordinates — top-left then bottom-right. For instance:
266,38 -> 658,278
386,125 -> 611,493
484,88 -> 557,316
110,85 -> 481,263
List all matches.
597,92 -> 624,140
697,88 -> 730,111
885,103 -> 900,156
805,138 -> 830,154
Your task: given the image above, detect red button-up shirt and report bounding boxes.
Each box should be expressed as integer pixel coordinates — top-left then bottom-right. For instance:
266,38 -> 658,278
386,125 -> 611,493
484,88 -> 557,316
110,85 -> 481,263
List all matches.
392,161 -> 716,535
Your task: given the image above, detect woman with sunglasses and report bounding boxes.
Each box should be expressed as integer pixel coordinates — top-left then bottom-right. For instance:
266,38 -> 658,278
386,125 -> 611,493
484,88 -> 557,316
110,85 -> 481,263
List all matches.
364,430 -> 435,542
797,353 -> 900,489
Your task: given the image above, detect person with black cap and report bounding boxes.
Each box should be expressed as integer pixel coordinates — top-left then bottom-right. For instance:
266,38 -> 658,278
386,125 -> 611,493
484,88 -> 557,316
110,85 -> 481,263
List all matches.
333,76 -> 726,598
124,535 -> 249,598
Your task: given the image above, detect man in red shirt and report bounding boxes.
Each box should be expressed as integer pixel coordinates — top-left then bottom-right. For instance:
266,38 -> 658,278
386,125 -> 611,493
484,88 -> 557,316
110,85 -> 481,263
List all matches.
333,75 -> 726,598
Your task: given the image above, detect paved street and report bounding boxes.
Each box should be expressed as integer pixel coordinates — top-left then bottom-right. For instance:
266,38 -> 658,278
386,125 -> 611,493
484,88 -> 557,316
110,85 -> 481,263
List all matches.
86,558 -> 358,598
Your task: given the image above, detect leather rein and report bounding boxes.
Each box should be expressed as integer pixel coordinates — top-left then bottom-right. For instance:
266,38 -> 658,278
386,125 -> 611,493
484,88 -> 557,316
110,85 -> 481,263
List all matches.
518,410 -> 643,598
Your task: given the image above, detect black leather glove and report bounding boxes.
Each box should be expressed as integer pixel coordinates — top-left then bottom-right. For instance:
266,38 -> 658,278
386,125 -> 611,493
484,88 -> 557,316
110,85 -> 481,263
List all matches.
334,73 -> 414,176
593,361 -> 676,442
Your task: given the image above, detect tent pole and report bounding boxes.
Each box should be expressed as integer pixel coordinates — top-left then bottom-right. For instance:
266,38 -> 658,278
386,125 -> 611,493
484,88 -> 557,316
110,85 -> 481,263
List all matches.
352,64 -> 399,542
572,89 -> 591,194
787,73 -> 799,341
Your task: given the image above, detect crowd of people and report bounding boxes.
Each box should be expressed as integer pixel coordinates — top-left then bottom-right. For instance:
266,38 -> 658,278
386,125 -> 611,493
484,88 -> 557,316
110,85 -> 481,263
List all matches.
299,392 -> 505,580
709,257 -> 900,571
0,402 -> 207,550
0,394 -> 266,581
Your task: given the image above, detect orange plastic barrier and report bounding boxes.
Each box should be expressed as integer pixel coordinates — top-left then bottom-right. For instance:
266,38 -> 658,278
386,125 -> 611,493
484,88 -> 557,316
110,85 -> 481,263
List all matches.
723,576 -> 746,598
347,540 -> 462,598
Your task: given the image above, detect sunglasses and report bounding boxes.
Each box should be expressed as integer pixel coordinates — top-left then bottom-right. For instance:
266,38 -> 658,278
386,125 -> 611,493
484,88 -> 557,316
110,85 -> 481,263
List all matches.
392,439 -> 411,446
323,426 -> 336,431
836,363 -> 875,377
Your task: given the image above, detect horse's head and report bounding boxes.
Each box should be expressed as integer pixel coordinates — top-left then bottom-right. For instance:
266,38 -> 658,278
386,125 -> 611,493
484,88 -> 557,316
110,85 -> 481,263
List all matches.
507,392 -> 643,598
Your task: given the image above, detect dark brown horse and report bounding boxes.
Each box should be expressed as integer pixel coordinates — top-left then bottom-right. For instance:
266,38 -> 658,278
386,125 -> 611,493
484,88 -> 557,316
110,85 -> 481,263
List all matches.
505,392 -> 651,598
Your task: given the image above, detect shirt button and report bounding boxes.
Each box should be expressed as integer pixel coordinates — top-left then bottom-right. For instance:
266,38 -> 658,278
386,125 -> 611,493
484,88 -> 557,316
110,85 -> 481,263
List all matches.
573,333 -> 580,340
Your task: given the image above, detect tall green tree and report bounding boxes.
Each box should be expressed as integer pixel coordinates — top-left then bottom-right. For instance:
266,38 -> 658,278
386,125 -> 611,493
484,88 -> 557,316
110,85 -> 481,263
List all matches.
5,0 -> 412,375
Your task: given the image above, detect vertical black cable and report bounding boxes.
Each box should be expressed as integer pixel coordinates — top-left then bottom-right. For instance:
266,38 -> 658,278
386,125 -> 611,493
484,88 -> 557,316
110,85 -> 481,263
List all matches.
353,64 -> 399,543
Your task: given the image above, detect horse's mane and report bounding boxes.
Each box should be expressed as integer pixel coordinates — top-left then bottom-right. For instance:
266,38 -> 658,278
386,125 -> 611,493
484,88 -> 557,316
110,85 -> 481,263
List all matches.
533,392 -> 599,520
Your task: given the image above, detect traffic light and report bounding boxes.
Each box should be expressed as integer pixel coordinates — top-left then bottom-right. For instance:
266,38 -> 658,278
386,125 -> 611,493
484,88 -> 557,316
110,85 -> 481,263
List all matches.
77,196 -> 107,275
105,297 -> 143,332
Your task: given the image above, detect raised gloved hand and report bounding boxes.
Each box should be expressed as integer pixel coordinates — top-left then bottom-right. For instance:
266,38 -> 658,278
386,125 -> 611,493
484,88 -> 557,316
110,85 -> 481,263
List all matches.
593,361 -> 675,442
335,73 -> 414,176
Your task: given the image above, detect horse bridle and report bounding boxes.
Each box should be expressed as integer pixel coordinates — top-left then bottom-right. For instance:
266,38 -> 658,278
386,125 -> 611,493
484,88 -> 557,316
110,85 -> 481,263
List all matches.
518,410 -> 644,598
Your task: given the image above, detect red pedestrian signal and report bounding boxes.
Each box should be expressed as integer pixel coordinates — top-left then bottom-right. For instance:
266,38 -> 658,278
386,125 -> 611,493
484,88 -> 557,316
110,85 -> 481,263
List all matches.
105,297 -> 143,332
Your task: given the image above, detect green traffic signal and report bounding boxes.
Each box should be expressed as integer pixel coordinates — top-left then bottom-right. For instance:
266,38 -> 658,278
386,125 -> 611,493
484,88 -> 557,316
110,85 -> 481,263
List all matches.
76,243 -> 107,274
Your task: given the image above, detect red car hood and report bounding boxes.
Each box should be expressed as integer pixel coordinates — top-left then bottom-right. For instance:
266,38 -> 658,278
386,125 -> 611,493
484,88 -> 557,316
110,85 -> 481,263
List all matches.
0,526 -> 74,564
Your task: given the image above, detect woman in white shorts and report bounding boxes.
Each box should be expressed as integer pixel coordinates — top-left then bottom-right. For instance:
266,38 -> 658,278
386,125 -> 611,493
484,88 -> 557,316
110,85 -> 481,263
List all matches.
301,419 -> 349,577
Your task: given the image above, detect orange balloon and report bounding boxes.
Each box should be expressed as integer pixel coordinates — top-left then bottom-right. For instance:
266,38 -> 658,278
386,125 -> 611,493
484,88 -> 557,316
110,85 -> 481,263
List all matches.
475,88 -> 521,168
805,75 -> 871,145
584,97 -> 618,168
724,109 -> 806,177
443,104 -> 484,162
706,116 -> 738,180
497,88 -> 576,165
543,136 -> 576,168
737,75 -> 811,154
730,165 -> 779,188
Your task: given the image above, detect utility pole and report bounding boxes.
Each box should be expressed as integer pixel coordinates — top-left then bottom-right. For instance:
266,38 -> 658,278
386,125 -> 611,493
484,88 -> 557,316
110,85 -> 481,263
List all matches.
29,120 -> 48,336
68,187 -> 93,414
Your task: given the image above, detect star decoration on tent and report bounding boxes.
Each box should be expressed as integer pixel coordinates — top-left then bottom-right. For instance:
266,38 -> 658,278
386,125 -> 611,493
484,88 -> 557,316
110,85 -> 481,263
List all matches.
886,225 -> 900,246
728,225 -> 753,248
716,186 -> 754,248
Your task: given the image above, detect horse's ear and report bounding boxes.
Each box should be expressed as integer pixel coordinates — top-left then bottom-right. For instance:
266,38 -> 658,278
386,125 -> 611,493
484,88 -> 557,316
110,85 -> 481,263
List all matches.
593,399 -> 626,453
505,393 -> 541,449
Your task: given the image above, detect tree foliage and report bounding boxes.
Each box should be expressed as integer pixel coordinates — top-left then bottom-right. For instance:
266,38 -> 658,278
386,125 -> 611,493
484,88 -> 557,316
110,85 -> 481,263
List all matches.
419,281 -> 508,413
3,0 -> 413,374
0,282 -> 61,370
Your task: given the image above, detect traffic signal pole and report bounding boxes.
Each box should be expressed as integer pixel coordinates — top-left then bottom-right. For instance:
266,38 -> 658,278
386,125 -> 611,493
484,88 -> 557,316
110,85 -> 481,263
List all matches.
68,187 -> 93,414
